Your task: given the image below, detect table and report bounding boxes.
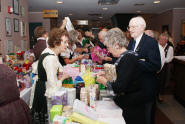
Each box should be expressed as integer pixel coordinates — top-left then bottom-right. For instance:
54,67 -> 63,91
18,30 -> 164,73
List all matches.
96,100 -> 126,124
20,87 -> 32,105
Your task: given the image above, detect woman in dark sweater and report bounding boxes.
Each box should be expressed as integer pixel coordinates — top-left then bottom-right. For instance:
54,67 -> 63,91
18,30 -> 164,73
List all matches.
96,28 -> 146,124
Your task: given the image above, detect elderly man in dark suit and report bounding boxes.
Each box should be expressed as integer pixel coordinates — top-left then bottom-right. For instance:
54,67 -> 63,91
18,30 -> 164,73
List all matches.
127,16 -> 161,124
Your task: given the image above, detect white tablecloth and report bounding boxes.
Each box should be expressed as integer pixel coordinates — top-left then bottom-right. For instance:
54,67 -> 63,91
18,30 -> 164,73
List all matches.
96,100 -> 126,124
20,87 -> 32,105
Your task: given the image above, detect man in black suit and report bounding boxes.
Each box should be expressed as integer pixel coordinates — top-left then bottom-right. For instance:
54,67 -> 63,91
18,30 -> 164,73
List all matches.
127,16 -> 161,124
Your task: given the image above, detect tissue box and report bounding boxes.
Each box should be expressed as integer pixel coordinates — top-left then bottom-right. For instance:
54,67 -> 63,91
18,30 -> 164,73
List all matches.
50,105 -> 63,123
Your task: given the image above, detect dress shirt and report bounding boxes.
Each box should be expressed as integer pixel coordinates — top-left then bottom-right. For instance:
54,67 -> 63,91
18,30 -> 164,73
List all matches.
164,44 -> 174,63
134,33 -> 143,52
158,44 -> 165,69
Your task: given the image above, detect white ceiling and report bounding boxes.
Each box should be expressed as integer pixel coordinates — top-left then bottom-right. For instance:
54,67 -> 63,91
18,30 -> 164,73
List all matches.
29,0 -> 185,22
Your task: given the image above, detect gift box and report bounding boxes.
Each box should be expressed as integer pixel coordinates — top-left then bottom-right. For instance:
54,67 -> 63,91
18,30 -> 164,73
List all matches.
50,105 -> 63,124
51,90 -> 67,106
53,115 -> 68,124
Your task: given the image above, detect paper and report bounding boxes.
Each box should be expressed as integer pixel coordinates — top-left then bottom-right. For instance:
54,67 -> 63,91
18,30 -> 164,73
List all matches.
65,17 -> 74,32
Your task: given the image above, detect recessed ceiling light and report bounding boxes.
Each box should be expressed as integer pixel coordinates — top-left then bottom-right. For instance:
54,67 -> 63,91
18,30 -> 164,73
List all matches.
68,13 -> 72,16
56,0 -> 63,4
99,17 -> 103,19
153,1 -> 160,4
136,10 -> 141,13
102,7 -> 108,10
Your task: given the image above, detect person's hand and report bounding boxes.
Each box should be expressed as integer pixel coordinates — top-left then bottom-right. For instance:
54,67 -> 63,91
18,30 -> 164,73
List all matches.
60,18 -> 67,30
77,55 -> 84,60
103,57 -> 112,61
83,54 -> 89,59
59,73 -> 70,81
96,75 -> 107,87
62,73 -> 70,80
97,71 -> 105,76
83,48 -> 88,53
84,43 -> 90,48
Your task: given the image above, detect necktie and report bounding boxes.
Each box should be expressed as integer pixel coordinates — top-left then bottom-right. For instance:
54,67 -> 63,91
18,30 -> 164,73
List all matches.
131,40 -> 136,51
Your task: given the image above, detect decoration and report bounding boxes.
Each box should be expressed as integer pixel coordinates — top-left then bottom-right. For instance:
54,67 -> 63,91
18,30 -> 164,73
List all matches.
20,5 -> 25,17
8,6 -> 13,14
20,21 -> 26,36
13,0 -> 19,15
14,18 -> 19,32
5,18 -> 12,36
6,40 -> 13,54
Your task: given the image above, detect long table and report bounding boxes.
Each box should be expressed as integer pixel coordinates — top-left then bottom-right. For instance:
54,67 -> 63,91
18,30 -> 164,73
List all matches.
20,87 -> 32,105
96,100 -> 125,124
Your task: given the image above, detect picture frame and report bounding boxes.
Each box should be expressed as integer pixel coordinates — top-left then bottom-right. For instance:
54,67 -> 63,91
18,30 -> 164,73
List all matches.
21,40 -> 27,51
6,40 -> 14,54
20,6 -> 25,18
5,18 -> 12,36
0,0 -> 1,12
13,0 -> 19,15
20,21 -> 26,37
14,18 -> 19,32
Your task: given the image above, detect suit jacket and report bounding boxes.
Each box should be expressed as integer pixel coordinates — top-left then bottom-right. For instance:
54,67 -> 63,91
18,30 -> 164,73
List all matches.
128,34 -> 161,102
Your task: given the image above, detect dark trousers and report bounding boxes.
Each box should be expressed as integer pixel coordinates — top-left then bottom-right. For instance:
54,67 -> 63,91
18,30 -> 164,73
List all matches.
145,101 -> 156,124
122,105 -> 145,124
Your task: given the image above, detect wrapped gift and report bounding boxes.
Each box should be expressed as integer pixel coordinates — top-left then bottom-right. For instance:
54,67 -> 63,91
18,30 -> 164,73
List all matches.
50,105 -> 63,124
51,90 -> 67,106
82,70 -> 96,87
103,64 -> 117,82
67,88 -> 76,106
52,115 -> 68,124
73,99 -> 98,120
70,112 -> 106,124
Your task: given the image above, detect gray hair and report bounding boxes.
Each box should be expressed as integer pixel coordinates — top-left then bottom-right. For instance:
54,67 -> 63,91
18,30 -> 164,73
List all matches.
104,28 -> 128,49
159,33 -> 169,41
130,16 -> 146,29
98,30 -> 107,39
68,30 -> 79,43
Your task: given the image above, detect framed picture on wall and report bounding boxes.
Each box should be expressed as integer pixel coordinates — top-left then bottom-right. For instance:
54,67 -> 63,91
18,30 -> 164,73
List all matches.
14,18 -> 19,32
20,21 -> 26,37
20,6 -> 25,18
0,0 -> 1,12
21,40 -> 27,51
6,40 -> 14,54
13,0 -> 19,15
5,18 -> 12,36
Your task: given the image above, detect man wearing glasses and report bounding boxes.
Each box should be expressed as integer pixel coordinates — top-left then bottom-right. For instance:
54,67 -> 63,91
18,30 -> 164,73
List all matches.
127,16 -> 161,124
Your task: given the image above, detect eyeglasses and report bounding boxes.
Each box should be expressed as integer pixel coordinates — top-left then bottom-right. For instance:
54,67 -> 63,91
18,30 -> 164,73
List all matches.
127,25 -> 139,30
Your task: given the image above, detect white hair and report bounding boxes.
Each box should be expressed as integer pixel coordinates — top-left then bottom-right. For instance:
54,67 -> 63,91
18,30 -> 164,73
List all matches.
130,16 -> 146,29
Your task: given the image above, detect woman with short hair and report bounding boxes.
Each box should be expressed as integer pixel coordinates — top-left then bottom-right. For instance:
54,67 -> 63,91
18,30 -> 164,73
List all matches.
96,28 -> 145,124
31,28 -> 70,123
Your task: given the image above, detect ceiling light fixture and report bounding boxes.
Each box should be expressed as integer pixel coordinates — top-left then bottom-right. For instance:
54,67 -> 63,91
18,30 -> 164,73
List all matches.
136,10 -> 141,13
153,1 -> 160,4
102,7 -> 108,10
56,0 -> 63,4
